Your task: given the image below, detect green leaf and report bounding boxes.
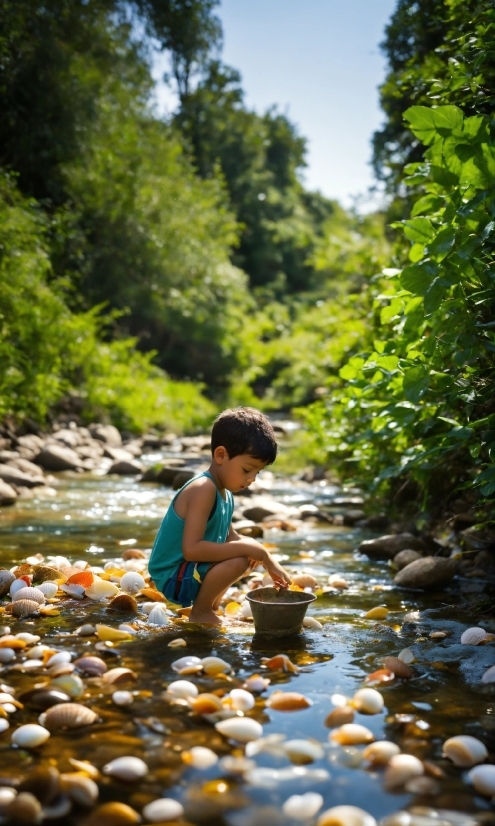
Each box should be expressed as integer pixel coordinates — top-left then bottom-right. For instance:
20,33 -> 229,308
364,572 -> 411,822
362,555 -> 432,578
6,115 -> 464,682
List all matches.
429,164 -> 459,188
411,194 -> 444,217
402,366 -> 429,403
402,218 -> 436,244
400,261 -> 438,296
427,227 -> 456,260
404,105 -> 464,145
424,277 -> 448,314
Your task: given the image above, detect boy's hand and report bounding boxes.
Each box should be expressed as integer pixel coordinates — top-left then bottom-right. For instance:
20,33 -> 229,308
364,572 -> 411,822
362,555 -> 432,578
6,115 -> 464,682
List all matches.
264,554 -> 291,589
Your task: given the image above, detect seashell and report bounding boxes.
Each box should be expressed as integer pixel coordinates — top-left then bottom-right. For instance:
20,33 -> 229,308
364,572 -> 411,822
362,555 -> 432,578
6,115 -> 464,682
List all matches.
112,690 -> 134,706
201,656 -> 231,675
138,587 -> 165,602
325,706 -> 355,727
11,724 -> 50,748
0,719 -> 9,733
215,717 -> 263,743
182,746 -> 218,769
19,688 -> 70,710
36,581 -> 58,599
219,755 -> 256,774
283,739 -> 324,764
364,669 -> 395,685
261,654 -> 299,673
243,674 -> 270,692
240,600 -> 253,619
384,753 -> 424,788
10,579 -> 31,597
398,648 -> 415,664
266,691 -> 312,711
166,680 -> 198,700
102,756 -> 148,782
442,734 -> 488,767
12,600 -> 40,618
330,723 -> 374,745
0,634 -> 25,649
142,798 -> 184,822
0,648 -> 15,663
460,627 -> 488,645
45,651 -> 72,668
84,577 -> 119,600
102,668 -> 137,685
382,656 -> 413,679
4,791 -> 43,825
95,624 -> 133,641
68,758 -> 101,779
0,787 -> 16,810
107,594 -> 138,613
317,805 -> 377,826
50,674 -> 84,698
74,656 -> 107,676
171,655 -> 202,674
0,570 -> 15,597
189,693 -> 223,715
430,630 -> 448,639
351,688 -> 384,715
85,801 -> 141,826
60,773 -> 99,807
60,583 -> 85,599
328,574 -> 349,590
147,605 -> 169,626
18,765 -> 60,805
32,565 -> 65,584
168,638 -> 187,648
15,632 -> 40,644
39,702 -> 98,731
467,764 -> 495,796
227,689 -> 255,712
482,665 -> 495,684
292,574 -> 318,589
283,792 -> 324,820
303,616 -> 323,629
364,606 -> 388,620
363,741 -> 401,766
66,571 -> 94,588
118,623 -> 138,635
12,587 -> 45,605
119,572 -> 145,594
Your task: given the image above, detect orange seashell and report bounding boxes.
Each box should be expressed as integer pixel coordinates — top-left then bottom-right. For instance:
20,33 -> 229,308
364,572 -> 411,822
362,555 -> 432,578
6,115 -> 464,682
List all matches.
67,571 -> 94,588
266,691 -> 312,711
85,801 -> 140,826
59,566 -> 82,580
261,654 -> 299,673
325,706 -> 355,727
138,588 -> 166,602
382,657 -> 413,679
189,693 -> 223,715
0,637 -> 27,649
365,669 -> 396,685
176,606 -> 192,616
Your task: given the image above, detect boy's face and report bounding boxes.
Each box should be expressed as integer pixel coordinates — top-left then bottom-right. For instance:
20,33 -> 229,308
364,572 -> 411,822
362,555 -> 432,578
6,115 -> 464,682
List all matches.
213,448 -> 268,492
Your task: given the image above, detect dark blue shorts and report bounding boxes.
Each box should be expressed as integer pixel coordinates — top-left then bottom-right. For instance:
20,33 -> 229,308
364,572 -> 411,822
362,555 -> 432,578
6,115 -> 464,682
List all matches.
163,561 -> 211,607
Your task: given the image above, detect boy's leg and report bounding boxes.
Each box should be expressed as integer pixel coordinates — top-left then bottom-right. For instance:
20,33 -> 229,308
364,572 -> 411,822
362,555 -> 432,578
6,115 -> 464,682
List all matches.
189,557 -> 249,625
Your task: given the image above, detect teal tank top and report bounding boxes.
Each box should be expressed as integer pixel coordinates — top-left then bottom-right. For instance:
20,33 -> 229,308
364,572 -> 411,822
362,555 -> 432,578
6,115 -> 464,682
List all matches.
148,470 -> 234,593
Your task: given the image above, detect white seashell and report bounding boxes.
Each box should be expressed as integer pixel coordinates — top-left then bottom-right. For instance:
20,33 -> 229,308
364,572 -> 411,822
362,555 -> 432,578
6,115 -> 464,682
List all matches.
9,579 -> 29,597
49,556 -> 70,569
184,746 -> 218,769
112,691 -> 134,706
171,655 -> 202,674
201,656 -> 231,675
331,693 -> 352,708
84,578 -> 119,600
243,674 -> 270,692
219,755 -> 256,774
12,587 -> 45,605
142,798 -> 184,822
283,739 -> 325,764
118,623 -> 138,635
168,638 -> 187,648
317,805 -> 377,826
330,723 -> 374,745
119,572 -> 145,594
60,584 -> 85,599
352,688 -> 384,715
27,645 -> 51,659
283,792 -> 324,820
442,734 -> 488,767
461,627 -> 488,645
102,756 -> 148,782
166,680 -> 198,701
363,741 -> 400,766
74,624 -> 96,636
482,665 -> 495,684
0,720 -> 9,733
215,717 -> 263,743
240,600 -> 253,618
0,649 -> 15,663
14,633 -> 40,644
60,773 -> 99,806
227,689 -> 255,711
328,574 -> 349,590
398,648 -> 415,664
2,704 -> 17,714
384,754 -> 424,788
147,606 -> 169,626
141,602 -> 158,615
467,764 -> 495,796
0,787 -> 16,810
45,651 -> 72,668
36,582 -> 58,598
11,724 -> 50,748
303,616 -> 323,629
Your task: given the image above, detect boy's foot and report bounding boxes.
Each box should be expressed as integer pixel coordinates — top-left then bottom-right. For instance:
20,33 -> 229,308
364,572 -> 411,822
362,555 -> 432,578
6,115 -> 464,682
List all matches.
188,609 -> 221,626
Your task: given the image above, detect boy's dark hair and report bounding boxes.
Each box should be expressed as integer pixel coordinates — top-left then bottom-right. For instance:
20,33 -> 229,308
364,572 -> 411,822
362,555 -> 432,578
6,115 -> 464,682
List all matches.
211,407 -> 278,464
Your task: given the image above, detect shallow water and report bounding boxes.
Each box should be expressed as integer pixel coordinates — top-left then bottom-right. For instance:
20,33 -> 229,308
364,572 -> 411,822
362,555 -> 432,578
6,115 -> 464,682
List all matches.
0,461 -> 495,825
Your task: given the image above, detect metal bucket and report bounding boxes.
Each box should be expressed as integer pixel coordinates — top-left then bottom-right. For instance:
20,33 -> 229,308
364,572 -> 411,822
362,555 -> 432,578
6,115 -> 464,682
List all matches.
246,587 -> 317,637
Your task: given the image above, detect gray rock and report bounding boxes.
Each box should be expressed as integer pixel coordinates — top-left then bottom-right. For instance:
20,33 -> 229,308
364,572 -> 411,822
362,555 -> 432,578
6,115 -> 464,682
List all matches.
394,556 -> 457,590
89,424 -> 122,447
172,469 -> 198,490
393,549 -> 422,570
16,434 -> 44,452
234,520 -> 264,538
358,532 -> 425,560
243,505 -> 278,523
103,445 -> 135,462
358,513 -> 390,531
36,445 -> 82,471
107,459 -> 143,475
0,451 -> 20,463
333,496 -> 365,507
52,428 -> 82,448
7,458 -> 44,479
0,464 -> 43,488
0,479 -> 17,505
343,509 -> 366,526
156,464 -> 189,486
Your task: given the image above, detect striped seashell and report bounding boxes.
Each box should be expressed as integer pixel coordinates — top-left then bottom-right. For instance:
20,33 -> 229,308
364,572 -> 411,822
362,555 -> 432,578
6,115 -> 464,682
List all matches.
32,565 -> 65,584
460,627 -> 488,645
119,572 -> 145,594
147,605 -> 169,626
74,656 -> 107,676
12,586 -> 45,605
39,703 -> 98,731
101,667 -> 137,685
36,581 -> 58,598
107,594 -> 138,613
12,600 -> 40,618
66,571 -> 94,588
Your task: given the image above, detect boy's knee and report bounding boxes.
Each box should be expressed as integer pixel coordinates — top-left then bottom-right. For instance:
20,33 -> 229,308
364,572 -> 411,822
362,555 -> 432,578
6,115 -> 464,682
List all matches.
229,556 -> 249,577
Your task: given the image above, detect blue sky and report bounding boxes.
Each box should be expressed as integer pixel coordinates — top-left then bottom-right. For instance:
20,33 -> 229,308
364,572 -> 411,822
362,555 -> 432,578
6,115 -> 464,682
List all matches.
152,0 -> 397,208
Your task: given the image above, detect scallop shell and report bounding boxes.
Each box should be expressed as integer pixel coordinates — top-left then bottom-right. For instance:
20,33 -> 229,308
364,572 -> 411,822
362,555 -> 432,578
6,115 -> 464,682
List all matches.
10,579 -> 31,597
467,764 -> 495,796
142,798 -> 184,822
147,605 -> 169,626
0,570 -> 15,597
303,616 -> 323,629
201,656 -> 231,675
121,548 -> 146,560
60,583 -> 85,599
227,689 -> 255,712
74,656 -> 107,676
283,739 -> 324,764
215,717 -> 263,743
383,754 -> 424,788
32,565 -> 65,584
66,571 -> 94,588
330,723 -> 374,745
292,574 -> 318,589
101,667 -> 137,685
85,801 -> 141,826
36,581 -> 58,599
325,706 -> 355,728
182,746 -> 218,769
351,688 -> 384,715
382,656 -> 413,679
442,734 -> 488,767
107,594 -> 138,613
460,627 -> 488,645
189,693 -> 223,715
166,680 -> 199,700
317,805 -> 377,826
261,654 -> 299,673
102,756 -> 148,782
39,702 -> 98,731
363,741 -> 401,766
482,665 -> 495,684
283,792 -> 324,820
119,572 -> 145,594
60,773 -> 99,807
12,599 -> 40,618
4,792 -> 43,824
84,577 -> 119,600
138,587 -> 165,602
266,691 -> 312,711
11,724 -> 50,747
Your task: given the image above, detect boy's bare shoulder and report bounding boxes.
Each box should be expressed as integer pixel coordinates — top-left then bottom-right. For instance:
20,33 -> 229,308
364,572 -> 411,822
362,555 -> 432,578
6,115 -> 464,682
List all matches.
174,474 -> 216,516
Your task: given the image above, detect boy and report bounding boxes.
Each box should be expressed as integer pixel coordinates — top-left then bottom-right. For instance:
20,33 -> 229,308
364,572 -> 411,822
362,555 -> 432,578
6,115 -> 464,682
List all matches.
149,407 -> 291,625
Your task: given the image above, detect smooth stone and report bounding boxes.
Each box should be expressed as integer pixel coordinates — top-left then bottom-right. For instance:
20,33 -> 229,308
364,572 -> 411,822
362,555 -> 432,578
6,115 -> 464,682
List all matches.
234,520 -> 264,538
103,446 -> 135,462
359,533 -> 425,560
52,428 -> 82,448
36,445 -> 82,471
393,549 -> 422,570
6,458 -> 44,479
88,424 -> 122,446
0,464 -> 43,488
16,434 -> 44,452
394,556 -> 457,590
0,480 -> 17,506
156,464 -> 189,486
107,460 -> 143,475
343,509 -> 366,526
